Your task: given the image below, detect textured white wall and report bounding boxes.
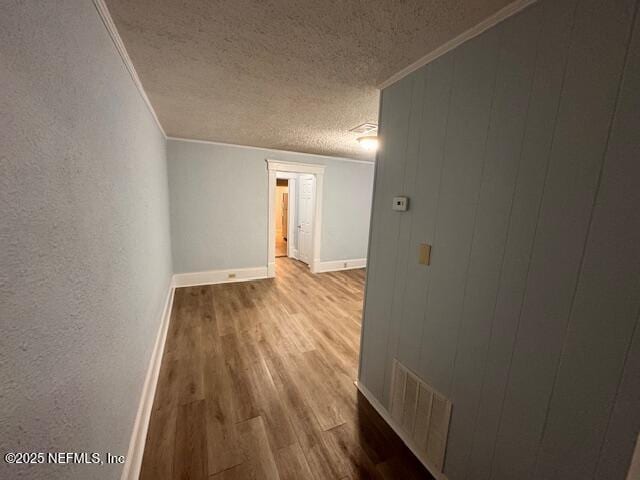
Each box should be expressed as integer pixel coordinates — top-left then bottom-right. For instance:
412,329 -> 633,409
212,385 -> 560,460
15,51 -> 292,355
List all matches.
167,139 -> 374,273
0,2 -> 172,479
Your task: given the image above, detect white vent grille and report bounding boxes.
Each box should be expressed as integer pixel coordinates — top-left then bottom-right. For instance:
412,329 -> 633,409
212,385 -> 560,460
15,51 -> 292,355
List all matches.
349,122 -> 378,134
389,359 -> 452,472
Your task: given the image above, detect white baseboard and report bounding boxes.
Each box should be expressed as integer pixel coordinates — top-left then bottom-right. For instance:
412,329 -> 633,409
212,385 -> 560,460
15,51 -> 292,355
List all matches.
628,432 -> 640,480
173,266 -> 269,288
315,258 -> 367,273
355,380 -> 448,480
120,281 -> 175,480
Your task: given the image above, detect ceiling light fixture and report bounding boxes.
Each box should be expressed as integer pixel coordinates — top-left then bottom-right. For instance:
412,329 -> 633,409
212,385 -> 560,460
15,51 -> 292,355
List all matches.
350,122 -> 378,135
357,135 -> 379,152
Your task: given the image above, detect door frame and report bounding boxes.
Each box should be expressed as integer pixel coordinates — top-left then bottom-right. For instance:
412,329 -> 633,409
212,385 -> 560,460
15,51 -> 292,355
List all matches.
267,159 -> 325,276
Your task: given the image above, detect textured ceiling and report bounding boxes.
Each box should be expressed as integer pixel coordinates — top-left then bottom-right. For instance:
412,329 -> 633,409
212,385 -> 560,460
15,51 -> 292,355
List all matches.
105,0 -> 514,159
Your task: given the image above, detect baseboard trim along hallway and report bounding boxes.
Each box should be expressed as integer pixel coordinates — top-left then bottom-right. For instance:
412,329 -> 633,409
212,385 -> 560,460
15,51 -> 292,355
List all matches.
315,258 -> 367,273
173,266 -> 269,288
120,282 -> 175,480
173,259 -> 367,288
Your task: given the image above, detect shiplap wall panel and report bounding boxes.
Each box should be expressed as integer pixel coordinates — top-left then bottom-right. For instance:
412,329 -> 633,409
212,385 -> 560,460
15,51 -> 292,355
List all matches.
594,13 -> 640,479
395,55 -> 454,374
360,77 -> 412,399
382,71 -> 427,406
416,25 -> 503,394
442,6 -> 544,479
359,0 -> 640,479
465,1 -> 580,478
534,5 -> 640,477
596,315 -> 640,480
491,1 -> 636,477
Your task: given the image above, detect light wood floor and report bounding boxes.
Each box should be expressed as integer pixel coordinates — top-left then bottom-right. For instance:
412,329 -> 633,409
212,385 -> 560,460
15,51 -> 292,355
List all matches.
140,257 -> 432,480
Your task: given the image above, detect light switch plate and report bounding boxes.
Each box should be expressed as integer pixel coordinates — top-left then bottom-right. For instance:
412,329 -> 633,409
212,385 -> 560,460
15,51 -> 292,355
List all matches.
419,243 -> 432,265
393,196 -> 409,211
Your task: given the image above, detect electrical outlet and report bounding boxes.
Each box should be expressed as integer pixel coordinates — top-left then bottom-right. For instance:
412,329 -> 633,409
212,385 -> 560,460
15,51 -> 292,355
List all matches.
228,273 -> 236,279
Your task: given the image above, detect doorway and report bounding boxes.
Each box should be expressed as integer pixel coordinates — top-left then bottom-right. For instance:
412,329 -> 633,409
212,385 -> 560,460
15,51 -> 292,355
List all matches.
267,159 -> 325,277
275,178 -> 289,258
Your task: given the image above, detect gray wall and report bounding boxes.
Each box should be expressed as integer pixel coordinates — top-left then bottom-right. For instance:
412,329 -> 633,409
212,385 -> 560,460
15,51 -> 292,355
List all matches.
167,139 -> 374,273
0,2 -> 173,479
359,1 -> 640,479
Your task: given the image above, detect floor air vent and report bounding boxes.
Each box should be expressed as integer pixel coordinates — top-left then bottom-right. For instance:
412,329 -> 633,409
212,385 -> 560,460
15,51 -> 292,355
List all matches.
389,359 -> 452,473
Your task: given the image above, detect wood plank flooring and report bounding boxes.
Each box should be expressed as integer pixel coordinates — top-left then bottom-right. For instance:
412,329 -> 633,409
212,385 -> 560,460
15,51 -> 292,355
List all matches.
140,257 -> 432,479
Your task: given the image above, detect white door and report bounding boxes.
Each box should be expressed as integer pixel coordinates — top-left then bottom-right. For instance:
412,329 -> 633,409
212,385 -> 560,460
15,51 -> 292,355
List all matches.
298,174 -> 314,265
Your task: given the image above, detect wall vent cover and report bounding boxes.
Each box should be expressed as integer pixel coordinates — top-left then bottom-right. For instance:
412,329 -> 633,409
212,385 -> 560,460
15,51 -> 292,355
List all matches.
349,122 -> 378,134
389,359 -> 452,473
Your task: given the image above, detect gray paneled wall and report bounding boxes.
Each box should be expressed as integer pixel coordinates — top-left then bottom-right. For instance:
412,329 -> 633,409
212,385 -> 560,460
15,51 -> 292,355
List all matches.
359,1 -> 640,479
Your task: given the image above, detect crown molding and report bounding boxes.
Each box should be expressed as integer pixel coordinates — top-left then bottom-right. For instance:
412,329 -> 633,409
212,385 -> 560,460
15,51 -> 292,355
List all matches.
266,159 -> 326,174
167,136 -> 375,165
378,0 -> 539,89
92,0 -> 166,138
